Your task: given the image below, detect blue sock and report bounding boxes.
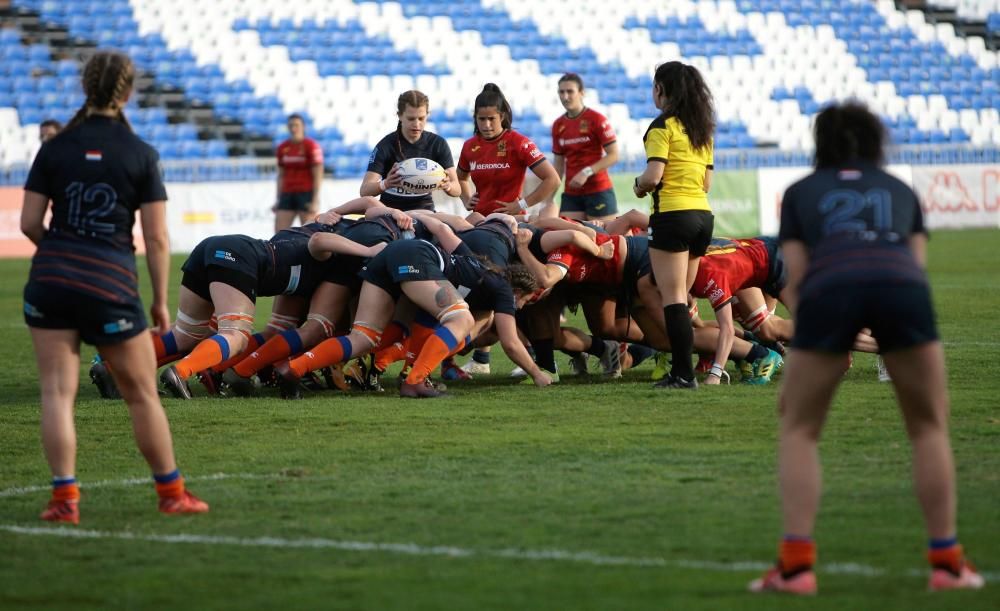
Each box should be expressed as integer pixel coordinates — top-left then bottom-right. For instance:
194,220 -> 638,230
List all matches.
929,537 -> 958,550
153,469 -> 180,484
52,476 -> 76,488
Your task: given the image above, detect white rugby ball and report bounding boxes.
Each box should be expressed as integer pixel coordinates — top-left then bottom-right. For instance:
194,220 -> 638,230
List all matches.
397,157 -> 446,194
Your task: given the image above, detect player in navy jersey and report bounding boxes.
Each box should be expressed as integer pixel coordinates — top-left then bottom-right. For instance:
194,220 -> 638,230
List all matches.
276,214 -> 552,397
361,90 -> 461,211
749,103 -> 983,595
20,52 -> 208,523
157,199 -> 391,399
220,203 -> 422,394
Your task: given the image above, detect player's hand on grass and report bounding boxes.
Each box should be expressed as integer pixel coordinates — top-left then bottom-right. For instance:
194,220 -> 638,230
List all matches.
532,371 -> 553,387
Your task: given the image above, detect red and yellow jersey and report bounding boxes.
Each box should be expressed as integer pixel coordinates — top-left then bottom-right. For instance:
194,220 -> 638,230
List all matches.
690,238 -> 770,310
545,233 -> 622,285
459,130 -> 545,216
643,114 -> 712,213
551,107 -> 616,196
277,137 -> 323,193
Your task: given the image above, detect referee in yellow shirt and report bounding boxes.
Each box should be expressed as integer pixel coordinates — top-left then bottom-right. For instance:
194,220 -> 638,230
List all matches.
633,61 -> 716,389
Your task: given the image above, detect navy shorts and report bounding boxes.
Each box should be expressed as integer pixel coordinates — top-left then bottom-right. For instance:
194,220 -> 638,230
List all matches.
181,235 -> 264,302
560,188 -> 618,217
759,236 -> 787,298
24,281 -> 147,346
792,282 -> 938,353
648,210 -> 714,256
621,235 -> 652,299
359,240 -> 447,300
276,191 -> 313,212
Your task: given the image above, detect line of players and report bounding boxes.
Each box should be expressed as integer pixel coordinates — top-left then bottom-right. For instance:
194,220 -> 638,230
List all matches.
91,195 -> 808,400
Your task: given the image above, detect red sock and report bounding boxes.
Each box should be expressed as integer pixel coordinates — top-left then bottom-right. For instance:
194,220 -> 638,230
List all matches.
778,538 -> 816,576
287,335 -> 351,378
234,333 -> 295,377
928,544 -> 964,574
175,337 -> 227,378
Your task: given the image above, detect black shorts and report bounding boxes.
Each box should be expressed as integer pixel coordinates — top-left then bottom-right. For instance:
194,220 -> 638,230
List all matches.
792,282 -> 938,353
276,191 -> 313,212
358,240 -> 447,300
181,235 -> 264,302
322,257 -> 365,293
560,188 -> 618,217
759,236 -> 787,298
24,281 -> 147,346
648,210 -> 714,256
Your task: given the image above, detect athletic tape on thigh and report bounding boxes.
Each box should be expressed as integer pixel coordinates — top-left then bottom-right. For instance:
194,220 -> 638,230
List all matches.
216,312 -> 255,340
436,302 -> 470,323
175,310 -> 213,340
741,304 -> 771,332
307,313 -> 336,338
351,321 -> 383,348
266,312 -> 301,332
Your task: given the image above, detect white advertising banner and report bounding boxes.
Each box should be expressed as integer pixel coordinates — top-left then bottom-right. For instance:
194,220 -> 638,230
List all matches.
757,165 -> 915,235
163,179 -> 465,252
910,164 -> 1000,229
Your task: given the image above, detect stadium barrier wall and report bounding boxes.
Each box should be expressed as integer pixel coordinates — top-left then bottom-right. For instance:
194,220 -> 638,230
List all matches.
0,164 -> 996,258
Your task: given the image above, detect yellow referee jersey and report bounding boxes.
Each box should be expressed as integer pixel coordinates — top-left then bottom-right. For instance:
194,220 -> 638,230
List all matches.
642,115 -> 713,213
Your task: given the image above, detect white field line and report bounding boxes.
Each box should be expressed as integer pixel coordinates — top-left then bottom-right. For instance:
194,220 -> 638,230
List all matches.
1,524 -> 996,581
3,476 -> 995,580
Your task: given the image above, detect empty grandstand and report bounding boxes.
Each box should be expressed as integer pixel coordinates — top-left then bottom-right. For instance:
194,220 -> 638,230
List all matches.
1,0 -> 998,185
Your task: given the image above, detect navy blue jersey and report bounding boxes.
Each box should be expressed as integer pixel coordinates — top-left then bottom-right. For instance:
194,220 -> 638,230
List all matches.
457,219 -> 516,267
515,222 -> 548,264
367,130 -> 454,211
779,162 -> 927,294
445,243 -> 517,316
25,115 -> 166,302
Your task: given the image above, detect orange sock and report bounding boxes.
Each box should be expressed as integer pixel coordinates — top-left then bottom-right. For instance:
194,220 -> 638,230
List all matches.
374,342 -> 407,371
402,322 -> 436,368
287,335 -> 352,378
152,331 -> 184,368
174,336 -> 228,378
234,332 -> 299,377
375,321 -> 407,351
778,538 -> 816,576
211,333 -> 265,373
154,477 -> 185,499
52,482 -> 80,503
928,544 -> 964,574
406,327 -> 459,385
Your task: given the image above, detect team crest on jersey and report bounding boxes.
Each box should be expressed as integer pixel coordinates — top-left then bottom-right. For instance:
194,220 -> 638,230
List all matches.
496,140 -> 506,157
398,265 -> 420,275
85,150 -> 102,162
214,250 -> 237,262
471,145 -> 480,152
580,120 -> 589,133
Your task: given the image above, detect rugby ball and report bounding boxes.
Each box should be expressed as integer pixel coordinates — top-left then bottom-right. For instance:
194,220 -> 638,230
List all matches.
397,157 -> 446,194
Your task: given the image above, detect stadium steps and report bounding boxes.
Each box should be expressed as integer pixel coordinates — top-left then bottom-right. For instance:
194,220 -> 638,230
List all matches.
896,0 -> 996,50
2,2 -> 274,158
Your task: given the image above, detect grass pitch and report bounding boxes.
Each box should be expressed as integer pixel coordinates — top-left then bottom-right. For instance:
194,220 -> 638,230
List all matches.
1,229 -> 998,610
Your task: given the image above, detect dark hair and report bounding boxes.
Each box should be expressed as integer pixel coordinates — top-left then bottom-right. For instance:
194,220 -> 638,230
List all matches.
558,73 -> 584,91
40,119 -> 62,130
287,113 -> 305,124
472,83 -> 513,135
64,52 -> 135,132
506,263 -> 539,295
652,61 -> 715,151
812,102 -> 886,168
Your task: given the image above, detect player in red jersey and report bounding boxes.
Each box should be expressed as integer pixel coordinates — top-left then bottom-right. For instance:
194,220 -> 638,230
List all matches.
274,113 -> 324,232
458,83 -> 559,220
551,73 -> 619,221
